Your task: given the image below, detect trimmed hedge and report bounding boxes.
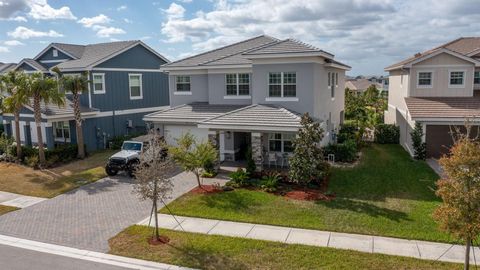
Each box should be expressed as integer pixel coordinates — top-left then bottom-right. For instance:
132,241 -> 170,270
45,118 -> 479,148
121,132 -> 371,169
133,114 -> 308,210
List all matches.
324,139 -> 358,163
375,124 -> 400,144
337,123 -> 358,144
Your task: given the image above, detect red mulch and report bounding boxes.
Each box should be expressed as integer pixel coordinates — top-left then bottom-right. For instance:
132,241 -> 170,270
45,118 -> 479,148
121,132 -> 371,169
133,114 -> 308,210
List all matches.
148,235 -> 170,245
284,189 -> 335,201
190,185 -> 223,194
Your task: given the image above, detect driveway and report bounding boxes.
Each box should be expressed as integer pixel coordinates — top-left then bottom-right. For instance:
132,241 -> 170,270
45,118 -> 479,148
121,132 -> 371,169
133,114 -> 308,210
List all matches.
0,171 -> 225,252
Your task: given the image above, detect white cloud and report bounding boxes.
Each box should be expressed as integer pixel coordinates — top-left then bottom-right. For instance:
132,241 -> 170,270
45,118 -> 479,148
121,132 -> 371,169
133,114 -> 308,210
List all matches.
162,3 -> 186,19
27,0 -> 76,20
0,46 -> 10,53
177,0 -> 192,3
7,26 -> 63,39
117,5 -> 127,11
0,0 -> 29,19
124,18 -> 132,24
78,14 -> 111,28
93,25 -> 126,38
4,40 -> 25,46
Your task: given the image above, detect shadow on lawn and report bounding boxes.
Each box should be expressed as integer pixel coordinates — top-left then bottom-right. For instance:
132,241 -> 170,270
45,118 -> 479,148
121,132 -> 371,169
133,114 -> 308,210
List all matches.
317,198 -> 411,222
201,191 -> 261,213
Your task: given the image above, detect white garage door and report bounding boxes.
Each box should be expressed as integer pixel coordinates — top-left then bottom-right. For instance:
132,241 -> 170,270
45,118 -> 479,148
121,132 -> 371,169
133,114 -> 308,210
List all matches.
164,125 -> 209,146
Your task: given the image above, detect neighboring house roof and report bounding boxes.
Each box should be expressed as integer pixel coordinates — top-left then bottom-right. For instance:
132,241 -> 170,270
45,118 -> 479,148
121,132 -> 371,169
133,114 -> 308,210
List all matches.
143,103 -> 245,124
49,43 -> 85,59
16,58 -> 47,72
405,97 -> 480,120
198,104 -> 302,132
162,35 -> 349,69
386,37 -> 480,71
18,98 -> 98,119
345,79 -> 382,91
0,63 -> 16,74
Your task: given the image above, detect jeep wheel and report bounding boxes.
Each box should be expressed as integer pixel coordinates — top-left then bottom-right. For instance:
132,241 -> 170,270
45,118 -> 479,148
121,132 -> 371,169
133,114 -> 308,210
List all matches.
105,165 -> 118,176
127,160 -> 139,178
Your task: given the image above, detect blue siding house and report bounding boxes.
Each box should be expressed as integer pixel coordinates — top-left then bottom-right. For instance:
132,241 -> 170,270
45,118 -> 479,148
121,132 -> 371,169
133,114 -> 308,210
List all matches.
2,40 -> 170,151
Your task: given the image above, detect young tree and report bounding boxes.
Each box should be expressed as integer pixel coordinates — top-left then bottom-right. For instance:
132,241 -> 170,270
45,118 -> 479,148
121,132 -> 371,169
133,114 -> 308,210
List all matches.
433,130 -> 480,270
410,122 -> 426,160
26,72 -> 64,165
289,113 -> 330,185
170,132 -> 218,188
53,68 -> 89,159
133,133 -> 175,242
0,71 -> 29,160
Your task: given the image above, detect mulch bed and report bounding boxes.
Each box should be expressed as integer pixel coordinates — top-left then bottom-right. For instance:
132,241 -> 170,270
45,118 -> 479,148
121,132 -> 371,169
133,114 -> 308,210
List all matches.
284,189 -> 335,201
190,185 -> 223,194
148,235 -> 170,245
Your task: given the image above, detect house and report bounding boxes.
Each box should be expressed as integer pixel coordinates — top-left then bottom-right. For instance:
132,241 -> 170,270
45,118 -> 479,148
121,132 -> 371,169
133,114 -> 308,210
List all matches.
144,35 -> 350,170
0,62 -> 16,74
2,40 -> 170,151
345,78 -> 384,95
385,37 -> 480,158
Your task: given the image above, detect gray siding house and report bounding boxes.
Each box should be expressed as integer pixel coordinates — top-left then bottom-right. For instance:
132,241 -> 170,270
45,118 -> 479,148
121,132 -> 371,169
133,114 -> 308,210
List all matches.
144,35 -> 350,170
2,40 -> 170,151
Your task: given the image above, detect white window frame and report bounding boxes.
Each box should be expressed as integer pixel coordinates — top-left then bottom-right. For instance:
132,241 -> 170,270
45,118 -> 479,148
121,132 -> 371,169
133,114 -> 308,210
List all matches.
92,73 -> 106,94
416,70 -> 433,88
448,69 -> 466,88
53,121 -> 70,142
174,75 -> 191,94
128,73 -> 143,100
53,49 -> 58,57
267,72 -> 297,101
268,133 -> 295,153
224,73 -> 250,98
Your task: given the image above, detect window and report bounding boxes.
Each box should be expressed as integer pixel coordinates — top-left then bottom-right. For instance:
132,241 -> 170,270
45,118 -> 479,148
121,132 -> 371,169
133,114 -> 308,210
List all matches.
417,71 -> 432,87
328,72 -> 331,86
268,72 -> 296,97
449,71 -> 465,87
175,76 -> 191,92
92,73 -> 105,94
53,49 -> 58,57
335,73 -> 338,87
53,121 -> 70,142
268,133 -> 294,153
129,74 -> 143,99
475,71 -> 480,84
331,72 -> 336,98
225,73 -> 250,96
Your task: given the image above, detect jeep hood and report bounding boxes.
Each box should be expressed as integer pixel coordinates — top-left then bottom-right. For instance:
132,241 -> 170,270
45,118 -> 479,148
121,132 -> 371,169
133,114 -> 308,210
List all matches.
110,150 -> 140,159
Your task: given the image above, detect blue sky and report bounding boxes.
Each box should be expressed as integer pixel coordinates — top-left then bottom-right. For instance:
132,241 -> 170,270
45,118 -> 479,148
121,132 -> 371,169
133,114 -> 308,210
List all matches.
1,0 -> 480,75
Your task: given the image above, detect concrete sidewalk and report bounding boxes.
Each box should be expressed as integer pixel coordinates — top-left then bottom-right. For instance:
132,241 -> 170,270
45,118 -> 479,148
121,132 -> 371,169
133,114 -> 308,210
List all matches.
138,214 -> 479,265
0,191 -> 47,208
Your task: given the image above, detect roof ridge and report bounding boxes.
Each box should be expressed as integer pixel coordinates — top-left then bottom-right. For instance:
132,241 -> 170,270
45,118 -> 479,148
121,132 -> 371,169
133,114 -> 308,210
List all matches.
200,39 -> 280,65
285,38 -> 321,51
165,35 -> 278,66
199,104 -> 257,123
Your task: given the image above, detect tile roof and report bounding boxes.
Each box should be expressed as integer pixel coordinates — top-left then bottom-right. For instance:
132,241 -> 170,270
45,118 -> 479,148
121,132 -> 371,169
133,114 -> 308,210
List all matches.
55,40 -> 139,70
345,79 -> 382,91
243,38 -> 333,56
199,104 -> 302,131
405,96 -> 480,119
51,43 -> 86,59
386,37 -> 480,70
143,103 -> 245,124
18,59 -> 47,72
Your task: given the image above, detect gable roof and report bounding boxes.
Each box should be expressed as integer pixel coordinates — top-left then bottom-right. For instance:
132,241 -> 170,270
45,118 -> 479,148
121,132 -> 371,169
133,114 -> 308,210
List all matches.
243,38 -> 333,58
15,58 -> 47,72
20,97 -> 98,119
386,37 -> 480,71
405,96 -> 480,120
346,79 -> 382,91
0,63 -> 16,74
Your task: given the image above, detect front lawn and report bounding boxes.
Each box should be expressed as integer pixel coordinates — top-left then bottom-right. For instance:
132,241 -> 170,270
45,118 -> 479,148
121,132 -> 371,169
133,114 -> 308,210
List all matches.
109,225 -> 460,270
0,149 -> 115,198
161,144 -> 454,243
0,205 -> 19,216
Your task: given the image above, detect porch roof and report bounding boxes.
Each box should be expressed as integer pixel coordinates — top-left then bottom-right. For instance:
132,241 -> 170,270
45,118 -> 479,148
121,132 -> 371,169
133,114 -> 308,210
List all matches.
405,96 -> 480,120
143,102 -> 246,124
198,104 -> 302,132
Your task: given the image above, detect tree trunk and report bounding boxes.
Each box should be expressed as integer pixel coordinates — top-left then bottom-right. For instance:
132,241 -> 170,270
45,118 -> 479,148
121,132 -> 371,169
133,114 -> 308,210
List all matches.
195,172 -> 202,188
72,92 -> 85,158
153,180 -> 159,241
33,95 -> 46,165
465,238 -> 471,270
13,111 -> 22,160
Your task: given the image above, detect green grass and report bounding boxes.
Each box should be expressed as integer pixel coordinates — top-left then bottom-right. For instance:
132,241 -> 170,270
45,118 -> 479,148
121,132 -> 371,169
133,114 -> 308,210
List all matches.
0,205 -> 19,216
161,144 -> 455,243
109,225 -> 460,270
0,149 -> 115,198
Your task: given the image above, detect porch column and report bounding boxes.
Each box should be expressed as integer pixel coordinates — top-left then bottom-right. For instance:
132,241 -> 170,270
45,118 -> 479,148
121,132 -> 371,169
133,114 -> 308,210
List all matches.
208,130 -> 220,171
45,123 -> 55,149
251,132 -> 263,172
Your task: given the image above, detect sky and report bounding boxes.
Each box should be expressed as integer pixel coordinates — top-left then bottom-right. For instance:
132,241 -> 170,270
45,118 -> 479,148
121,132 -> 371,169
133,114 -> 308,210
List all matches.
0,0 -> 480,75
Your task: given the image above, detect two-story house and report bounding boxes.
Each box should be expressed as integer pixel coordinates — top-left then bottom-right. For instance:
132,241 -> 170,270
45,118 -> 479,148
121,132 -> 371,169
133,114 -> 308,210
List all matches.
2,40 -> 170,151
385,37 -> 480,158
144,35 -> 350,170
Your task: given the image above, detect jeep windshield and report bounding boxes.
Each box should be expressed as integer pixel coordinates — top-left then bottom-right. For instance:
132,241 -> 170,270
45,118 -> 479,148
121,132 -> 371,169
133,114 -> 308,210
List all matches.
122,142 -> 142,151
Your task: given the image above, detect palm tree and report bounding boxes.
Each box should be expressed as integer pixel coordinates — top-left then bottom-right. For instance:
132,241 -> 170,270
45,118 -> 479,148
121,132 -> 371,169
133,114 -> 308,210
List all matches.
26,72 -> 64,165
53,68 -> 89,159
0,71 -> 29,160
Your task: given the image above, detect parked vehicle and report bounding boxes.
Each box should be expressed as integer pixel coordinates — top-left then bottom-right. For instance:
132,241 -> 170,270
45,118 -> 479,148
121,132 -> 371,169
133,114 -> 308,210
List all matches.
105,141 -> 144,177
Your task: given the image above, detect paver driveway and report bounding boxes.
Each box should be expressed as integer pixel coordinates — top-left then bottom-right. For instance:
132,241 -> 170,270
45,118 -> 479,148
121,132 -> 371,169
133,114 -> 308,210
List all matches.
0,171 -> 224,252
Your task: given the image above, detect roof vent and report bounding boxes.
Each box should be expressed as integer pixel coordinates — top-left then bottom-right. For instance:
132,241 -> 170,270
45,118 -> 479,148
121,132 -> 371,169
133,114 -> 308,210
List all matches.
414,52 -> 421,57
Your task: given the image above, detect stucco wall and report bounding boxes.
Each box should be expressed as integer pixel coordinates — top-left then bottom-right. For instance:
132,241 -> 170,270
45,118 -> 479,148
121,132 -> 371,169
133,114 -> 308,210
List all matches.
169,74 -> 208,106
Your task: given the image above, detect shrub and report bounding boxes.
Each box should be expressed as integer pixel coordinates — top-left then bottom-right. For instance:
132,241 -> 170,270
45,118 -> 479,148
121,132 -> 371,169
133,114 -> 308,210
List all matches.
260,172 -> 280,192
203,159 -> 216,174
411,122 -> 426,160
25,155 -> 39,168
46,144 -> 84,163
245,147 -> 256,175
228,168 -> 250,187
337,123 -> 358,143
324,139 -> 358,163
375,124 -> 400,144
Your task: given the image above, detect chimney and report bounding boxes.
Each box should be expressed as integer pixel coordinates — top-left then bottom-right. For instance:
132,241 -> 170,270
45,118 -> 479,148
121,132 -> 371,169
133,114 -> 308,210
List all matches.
414,52 -> 421,57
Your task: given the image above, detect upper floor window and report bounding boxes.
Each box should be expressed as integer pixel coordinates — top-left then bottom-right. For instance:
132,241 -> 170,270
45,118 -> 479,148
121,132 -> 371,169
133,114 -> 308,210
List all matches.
475,71 -> 480,84
226,73 -> 250,96
449,71 -> 465,87
53,49 -> 58,57
417,71 -> 432,87
269,72 -> 296,97
330,72 -> 337,98
175,76 -> 191,92
92,73 -> 105,94
129,74 -> 143,100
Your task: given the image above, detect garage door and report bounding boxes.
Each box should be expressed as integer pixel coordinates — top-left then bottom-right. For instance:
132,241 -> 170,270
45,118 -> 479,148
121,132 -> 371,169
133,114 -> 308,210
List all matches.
164,125 -> 209,146
426,125 -> 479,159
